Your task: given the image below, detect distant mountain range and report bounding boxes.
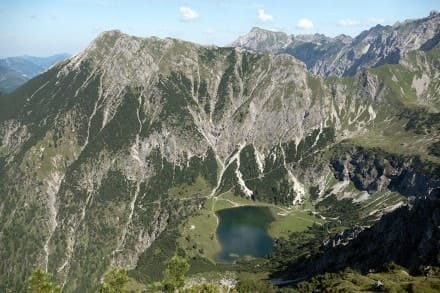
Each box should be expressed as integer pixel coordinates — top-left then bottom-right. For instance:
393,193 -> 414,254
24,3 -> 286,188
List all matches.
0,54 -> 70,92
232,10 -> 440,77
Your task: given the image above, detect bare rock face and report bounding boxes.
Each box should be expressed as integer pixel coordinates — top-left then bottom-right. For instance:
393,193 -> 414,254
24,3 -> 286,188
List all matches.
330,146 -> 440,198
231,27 -> 292,53
285,198 -> 440,278
232,11 -> 440,76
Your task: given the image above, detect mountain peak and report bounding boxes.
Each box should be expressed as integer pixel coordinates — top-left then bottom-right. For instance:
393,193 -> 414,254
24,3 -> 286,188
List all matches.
91,29 -> 124,45
250,26 -> 266,33
249,27 -> 285,34
334,34 -> 353,44
430,10 -> 439,17
231,27 -> 291,53
97,29 -> 123,38
294,33 -> 332,43
233,11 -> 440,76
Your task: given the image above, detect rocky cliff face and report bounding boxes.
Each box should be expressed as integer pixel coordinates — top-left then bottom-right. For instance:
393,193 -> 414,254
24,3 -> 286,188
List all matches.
330,146 -> 440,198
0,24 -> 439,291
232,11 -> 440,77
284,197 -> 440,278
231,27 -> 292,53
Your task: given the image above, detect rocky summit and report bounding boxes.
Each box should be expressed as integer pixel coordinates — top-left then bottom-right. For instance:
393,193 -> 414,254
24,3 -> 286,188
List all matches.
232,11 -> 440,76
0,12 -> 439,292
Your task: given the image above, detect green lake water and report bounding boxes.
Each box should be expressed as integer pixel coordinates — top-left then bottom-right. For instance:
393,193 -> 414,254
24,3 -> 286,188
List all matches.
215,206 -> 275,263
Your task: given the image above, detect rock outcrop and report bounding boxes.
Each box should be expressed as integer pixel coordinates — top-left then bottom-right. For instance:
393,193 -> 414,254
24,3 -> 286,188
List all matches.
330,146 -> 440,198
285,197 -> 440,278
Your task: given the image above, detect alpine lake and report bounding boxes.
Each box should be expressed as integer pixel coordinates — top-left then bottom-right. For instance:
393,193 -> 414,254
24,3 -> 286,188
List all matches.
215,206 -> 275,263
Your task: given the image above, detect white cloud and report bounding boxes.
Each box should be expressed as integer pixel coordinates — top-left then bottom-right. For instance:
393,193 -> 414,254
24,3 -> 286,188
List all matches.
179,6 -> 199,22
337,19 -> 361,27
258,9 -> 273,22
296,18 -> 314,30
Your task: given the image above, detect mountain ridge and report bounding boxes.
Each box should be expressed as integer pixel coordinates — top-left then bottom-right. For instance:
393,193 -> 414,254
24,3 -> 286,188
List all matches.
0,16 -> 439,291
232,11 -> 440,77
0,53 -> 70,92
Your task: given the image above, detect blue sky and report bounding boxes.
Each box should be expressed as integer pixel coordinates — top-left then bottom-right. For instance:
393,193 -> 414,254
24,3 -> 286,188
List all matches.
0,0 -> 438,57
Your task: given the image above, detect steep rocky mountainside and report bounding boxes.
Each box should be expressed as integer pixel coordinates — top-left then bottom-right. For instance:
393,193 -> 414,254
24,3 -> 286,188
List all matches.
0,54 -> 69,92
0,26 -> 439,291
232,11 -> 440,77
282,196 -> 440,280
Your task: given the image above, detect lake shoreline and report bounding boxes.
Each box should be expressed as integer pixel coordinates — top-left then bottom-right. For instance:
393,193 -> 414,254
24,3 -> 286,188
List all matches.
215,206 -> 274,263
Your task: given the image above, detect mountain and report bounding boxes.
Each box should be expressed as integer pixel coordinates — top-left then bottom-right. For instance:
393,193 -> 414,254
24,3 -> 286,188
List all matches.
0,63 -> 29,93
283,196 -> 440,280
0,18 -> 439,291
232,11 -> 440,77
0,54 -> 70,92
232,27 -> 293,53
